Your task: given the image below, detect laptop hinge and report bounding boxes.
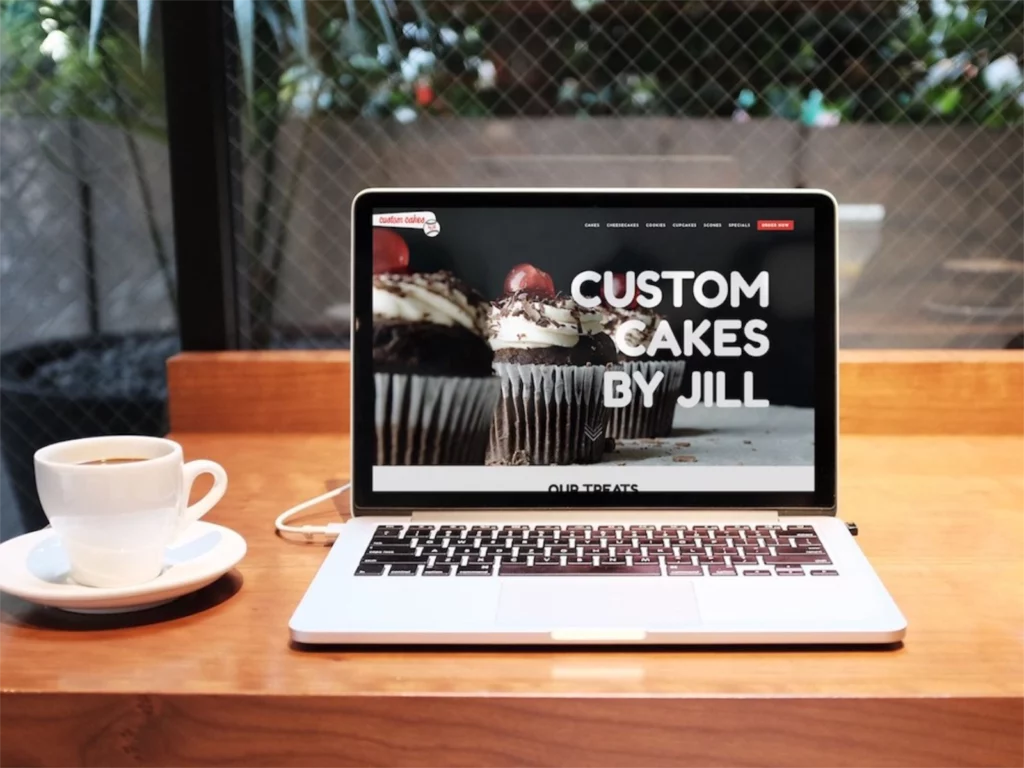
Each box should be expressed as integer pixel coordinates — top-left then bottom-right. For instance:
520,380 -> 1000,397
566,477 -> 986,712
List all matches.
410,510 -> 782,524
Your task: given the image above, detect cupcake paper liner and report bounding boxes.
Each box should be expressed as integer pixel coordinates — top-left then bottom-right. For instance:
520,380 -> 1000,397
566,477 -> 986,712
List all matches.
488,363 -> 607,465
605,360 -> 687,439
375,373 -> 501,465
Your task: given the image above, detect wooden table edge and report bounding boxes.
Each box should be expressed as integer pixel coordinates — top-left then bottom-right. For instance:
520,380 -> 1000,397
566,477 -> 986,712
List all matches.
2,691 -> 1021,767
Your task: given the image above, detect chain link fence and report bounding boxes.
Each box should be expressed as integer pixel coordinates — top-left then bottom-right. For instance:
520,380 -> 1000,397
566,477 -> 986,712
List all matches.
1,0 -> 175,538
227,0 -> 1022,351
1,0 -> 1021,538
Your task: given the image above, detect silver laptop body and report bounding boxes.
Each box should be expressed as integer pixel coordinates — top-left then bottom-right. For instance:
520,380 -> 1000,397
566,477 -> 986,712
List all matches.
290,188 -> 906,645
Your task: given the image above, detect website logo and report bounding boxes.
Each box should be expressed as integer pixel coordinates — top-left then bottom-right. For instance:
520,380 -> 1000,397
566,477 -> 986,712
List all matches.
373,211 -> 441,237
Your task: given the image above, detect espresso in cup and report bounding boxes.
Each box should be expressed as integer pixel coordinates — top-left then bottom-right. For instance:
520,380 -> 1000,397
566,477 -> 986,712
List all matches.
35,436 -> 228,588
79,457 -> 148,466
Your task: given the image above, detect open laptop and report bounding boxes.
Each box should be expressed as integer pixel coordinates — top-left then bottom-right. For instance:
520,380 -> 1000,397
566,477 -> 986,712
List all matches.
290,188 -> 906,645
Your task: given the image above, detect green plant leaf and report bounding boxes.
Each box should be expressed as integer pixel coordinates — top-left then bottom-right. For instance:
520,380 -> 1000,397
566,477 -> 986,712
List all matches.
287,0 -> 309,61
88,0 -> 105,62
933,85 -> 963,115
234,0 -> 255,106
138,0 -> 153,66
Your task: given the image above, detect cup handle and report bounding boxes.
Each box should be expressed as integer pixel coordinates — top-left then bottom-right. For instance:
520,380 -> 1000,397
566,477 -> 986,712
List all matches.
180,460 -> 228,534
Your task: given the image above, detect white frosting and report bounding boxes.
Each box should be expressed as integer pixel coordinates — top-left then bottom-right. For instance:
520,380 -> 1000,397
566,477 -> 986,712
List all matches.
603,308 -> 659,353
579,309 -> 605,336
373,273 -> 483,334
489,299 -> 585,350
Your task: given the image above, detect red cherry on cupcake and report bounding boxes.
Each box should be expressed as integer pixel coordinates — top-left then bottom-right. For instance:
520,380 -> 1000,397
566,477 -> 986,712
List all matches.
600,272 -> 638,308
504,263 -> 555,298
373,229 -> 410,274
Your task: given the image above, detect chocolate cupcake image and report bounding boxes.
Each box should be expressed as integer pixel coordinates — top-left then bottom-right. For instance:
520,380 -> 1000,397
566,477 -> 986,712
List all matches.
601,307 -> 687,439
487,293 -> 611,465
373,271 -> 501,465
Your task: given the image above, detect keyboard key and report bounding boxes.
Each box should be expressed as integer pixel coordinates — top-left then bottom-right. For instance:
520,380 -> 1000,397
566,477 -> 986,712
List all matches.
677,546 -> 705,555
667,565 -> 703,576
764,555 -> 832,565
594,564 -> 661,575
456,565 -> 493,576
365,546 -> 413,556
355,564 -> 385,576
370,537 -> 406,547
483,546 -> 513,556
697,555 -> 727,565
709,565 -> 737,576
665,555 -> 698,566
774,546 -> 819,555
743,569 -> 772,577
361,554 -> 427,565
387,564 -> 419,576
499,564 -> 660,576
811,569 -> 839,576
645,546 -> 674,556
613,547 -> 642,557
422,567 -> 452,576
515,547 -> 543,556
419,545 -> 449,556
775,568 -> 805,577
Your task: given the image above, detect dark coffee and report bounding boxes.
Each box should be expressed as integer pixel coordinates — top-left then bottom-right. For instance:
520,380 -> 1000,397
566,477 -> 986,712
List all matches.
79,457 -> 149,466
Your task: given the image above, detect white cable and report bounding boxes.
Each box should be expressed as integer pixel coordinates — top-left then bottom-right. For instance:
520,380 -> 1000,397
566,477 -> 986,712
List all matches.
275,484 -> 351,543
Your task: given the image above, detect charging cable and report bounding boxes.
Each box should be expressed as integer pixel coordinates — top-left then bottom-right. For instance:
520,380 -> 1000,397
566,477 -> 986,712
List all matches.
274,483 -> 351,543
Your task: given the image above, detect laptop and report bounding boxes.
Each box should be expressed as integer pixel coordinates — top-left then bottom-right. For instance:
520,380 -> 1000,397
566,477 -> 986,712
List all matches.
289,188 -> 907,645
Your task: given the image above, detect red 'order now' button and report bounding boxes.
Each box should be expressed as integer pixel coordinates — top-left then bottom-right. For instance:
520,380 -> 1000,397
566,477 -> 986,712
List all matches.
757,220 -> 794,231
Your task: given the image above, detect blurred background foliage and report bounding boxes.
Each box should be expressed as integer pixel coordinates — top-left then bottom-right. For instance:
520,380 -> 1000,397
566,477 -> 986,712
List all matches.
3,0 -> 1021,131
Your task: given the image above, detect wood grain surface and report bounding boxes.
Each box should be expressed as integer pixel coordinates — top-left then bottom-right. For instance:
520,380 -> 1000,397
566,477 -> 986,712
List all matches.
2,430 -> 1022,767
167,350 -> 1024,435
168,351 -> 351,434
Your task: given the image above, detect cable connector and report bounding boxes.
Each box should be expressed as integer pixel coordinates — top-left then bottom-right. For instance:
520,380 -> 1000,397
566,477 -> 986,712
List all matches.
275,485 -> 351,543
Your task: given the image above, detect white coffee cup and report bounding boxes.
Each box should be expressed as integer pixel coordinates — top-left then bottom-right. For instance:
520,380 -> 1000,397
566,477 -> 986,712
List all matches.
34,436 -> 228,588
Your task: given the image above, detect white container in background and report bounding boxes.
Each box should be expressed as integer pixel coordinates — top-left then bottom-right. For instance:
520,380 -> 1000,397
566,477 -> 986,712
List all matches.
837,204 -> 885,298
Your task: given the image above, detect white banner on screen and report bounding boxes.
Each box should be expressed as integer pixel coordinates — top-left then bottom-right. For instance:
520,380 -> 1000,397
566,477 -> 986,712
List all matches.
373,466 -> 814,492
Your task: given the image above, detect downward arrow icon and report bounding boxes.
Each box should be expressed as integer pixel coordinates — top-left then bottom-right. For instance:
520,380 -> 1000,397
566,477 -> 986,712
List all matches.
583,423 -> 603,442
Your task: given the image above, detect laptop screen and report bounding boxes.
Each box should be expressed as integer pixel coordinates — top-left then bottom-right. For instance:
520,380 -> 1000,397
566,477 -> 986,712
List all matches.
356,191 -> 835,510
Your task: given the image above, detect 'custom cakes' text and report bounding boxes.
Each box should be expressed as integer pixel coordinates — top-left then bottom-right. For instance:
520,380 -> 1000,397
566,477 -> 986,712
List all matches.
570,270 -> 773,410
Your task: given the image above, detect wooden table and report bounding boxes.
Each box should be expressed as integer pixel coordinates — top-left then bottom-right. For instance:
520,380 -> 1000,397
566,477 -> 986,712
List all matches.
2,352 -> 1022,767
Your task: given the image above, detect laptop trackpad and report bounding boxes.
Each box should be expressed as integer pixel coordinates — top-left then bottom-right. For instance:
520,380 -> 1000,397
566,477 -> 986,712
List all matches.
496,579 -> 701,631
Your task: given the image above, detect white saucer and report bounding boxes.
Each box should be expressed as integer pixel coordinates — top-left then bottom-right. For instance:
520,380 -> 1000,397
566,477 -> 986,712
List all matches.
0,522 -> 246,613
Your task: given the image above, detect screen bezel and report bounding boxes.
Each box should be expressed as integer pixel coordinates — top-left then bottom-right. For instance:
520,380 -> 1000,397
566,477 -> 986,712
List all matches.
351,188 -> 837,514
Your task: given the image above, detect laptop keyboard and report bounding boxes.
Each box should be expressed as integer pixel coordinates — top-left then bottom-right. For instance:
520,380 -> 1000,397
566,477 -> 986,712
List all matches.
354,524 -> 835,577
